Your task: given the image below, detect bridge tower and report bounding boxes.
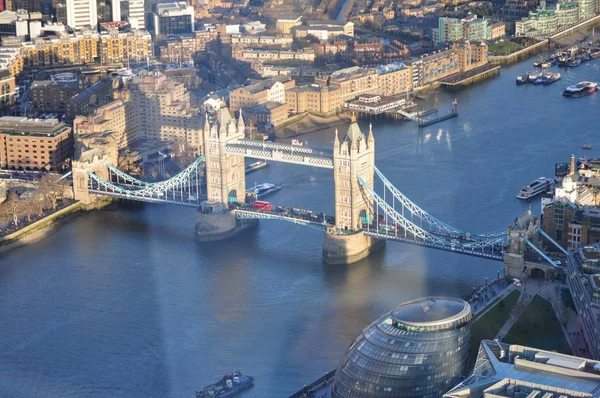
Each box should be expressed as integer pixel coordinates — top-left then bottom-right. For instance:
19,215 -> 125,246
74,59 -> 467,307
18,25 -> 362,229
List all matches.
71,149 -> 112,207
203,108 -> 246,206
323,118 -> 384,264
504,210 -> 545,279
196,108 -> 256,241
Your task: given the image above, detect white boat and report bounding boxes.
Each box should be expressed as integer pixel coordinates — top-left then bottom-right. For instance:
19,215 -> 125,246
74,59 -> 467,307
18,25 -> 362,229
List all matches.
246,182 -> 282,198
517,177 -> 554,200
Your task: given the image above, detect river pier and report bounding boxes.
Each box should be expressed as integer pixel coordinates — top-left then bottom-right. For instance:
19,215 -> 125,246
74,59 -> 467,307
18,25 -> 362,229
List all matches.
418,99 -> 458,127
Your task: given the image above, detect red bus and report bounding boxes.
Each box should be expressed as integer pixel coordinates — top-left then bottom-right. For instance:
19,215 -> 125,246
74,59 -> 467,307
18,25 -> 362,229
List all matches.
252,201 -> 272,211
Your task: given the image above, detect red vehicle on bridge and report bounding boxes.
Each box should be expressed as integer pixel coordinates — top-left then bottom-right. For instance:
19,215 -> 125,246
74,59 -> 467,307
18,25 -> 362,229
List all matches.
252,200 -> 272,211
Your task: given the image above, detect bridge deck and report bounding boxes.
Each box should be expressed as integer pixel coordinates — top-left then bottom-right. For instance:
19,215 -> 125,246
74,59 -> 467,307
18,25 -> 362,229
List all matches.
226,140 -> 334,169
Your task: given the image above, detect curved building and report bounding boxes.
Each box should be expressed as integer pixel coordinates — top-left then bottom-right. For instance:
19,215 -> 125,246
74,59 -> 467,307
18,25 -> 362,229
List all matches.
332,297 -> 472,398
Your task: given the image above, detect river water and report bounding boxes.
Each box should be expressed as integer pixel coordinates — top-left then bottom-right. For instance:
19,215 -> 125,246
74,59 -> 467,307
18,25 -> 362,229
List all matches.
1,58 -> 599,397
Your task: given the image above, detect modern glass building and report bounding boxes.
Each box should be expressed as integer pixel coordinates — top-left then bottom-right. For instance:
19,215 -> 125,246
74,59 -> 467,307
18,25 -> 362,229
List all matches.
332,297 -> 472,398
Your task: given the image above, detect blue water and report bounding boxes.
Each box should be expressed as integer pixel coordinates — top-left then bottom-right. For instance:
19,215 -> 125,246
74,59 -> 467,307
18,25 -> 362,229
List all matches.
1,58 -> 599,397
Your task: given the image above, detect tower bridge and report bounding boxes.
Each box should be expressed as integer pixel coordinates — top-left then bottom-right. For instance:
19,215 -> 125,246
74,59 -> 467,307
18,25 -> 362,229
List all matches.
73,108 -> 511,264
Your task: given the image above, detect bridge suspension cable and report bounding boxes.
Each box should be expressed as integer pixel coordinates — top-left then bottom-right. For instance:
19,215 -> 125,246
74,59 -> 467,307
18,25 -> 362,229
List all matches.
374,166 -> 506,240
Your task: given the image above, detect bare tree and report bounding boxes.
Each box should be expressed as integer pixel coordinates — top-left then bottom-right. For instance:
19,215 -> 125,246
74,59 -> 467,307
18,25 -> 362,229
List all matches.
36,174 -> 67,210
0,201 -> 11,229
5,192 -> 24,227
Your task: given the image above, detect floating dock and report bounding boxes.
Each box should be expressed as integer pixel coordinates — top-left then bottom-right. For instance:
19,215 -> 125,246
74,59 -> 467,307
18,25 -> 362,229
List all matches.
439,64 -> 500,90
418,99 -> 458,127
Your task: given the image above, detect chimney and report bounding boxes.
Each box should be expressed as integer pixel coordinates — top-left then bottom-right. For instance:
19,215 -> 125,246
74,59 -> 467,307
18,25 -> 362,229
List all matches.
570,154 -> 575,175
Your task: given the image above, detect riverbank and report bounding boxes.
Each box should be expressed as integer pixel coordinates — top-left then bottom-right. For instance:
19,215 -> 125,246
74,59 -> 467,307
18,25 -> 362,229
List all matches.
0,197 -> 112,254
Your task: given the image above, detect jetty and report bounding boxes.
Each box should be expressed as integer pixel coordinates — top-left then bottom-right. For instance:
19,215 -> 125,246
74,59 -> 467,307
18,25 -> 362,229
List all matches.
418,99 -> 458,127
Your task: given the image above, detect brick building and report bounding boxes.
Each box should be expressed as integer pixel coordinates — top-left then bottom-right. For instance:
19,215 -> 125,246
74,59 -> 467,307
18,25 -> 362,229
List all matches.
285,84 -> 341,115
0,116 -> 73,171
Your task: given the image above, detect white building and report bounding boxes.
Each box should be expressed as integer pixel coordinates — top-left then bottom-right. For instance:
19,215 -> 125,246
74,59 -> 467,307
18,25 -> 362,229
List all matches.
66,0 -> 98,30
153,2 -> 194,36
123,0 -> 145,29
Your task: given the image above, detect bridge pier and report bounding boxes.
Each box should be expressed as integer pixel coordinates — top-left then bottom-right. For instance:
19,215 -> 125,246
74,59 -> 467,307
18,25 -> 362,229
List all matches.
323,231 -> 385,265
195,207 -> 257,242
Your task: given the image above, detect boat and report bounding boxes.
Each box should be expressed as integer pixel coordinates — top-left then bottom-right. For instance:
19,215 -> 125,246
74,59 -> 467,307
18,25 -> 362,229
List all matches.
246,182 -> 282,198
591,50 -> 600,59
245,160 -> 268,174
554,162 -> 570,183
557,55 -> 570,66
516,75 -> 528,85
291,139 -> 303,146
583,145 -> 592,149
196,372 -> 254,398
563,81 -> 598,97
532,77 -> 544,85
517,177 -> 554,200
527,70 -> 542,82
542,72 -> 561,85
541,61 -> 553,69
533,60 -> 542,67
568,57 -> 582,67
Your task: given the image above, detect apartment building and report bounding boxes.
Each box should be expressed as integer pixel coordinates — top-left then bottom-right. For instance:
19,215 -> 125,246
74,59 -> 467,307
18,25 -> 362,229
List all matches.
232,47 -> 315,62
31,73 -> 82,113
375,62 -> 413,96
0,116 -> 73,171
293,20 -> 355,41
314,66 -> 378,103
159,29 -> 219,62
275,15 -> 302,34
229,76 -> 294,112
65,78 -> 117,121
285,84 -> 341,115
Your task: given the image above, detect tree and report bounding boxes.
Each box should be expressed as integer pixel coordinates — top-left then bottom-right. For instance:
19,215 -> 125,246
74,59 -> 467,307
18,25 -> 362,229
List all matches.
36,174 -> 68,210
5,192 -> 24,227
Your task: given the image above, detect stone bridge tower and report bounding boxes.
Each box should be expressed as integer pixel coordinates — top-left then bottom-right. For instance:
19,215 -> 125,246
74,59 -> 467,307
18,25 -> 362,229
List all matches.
324,118 -> 383,264
504,210 -> 542,278
332,119 -> 375,231
72,149 -> 111,206
203,108 -> 246,207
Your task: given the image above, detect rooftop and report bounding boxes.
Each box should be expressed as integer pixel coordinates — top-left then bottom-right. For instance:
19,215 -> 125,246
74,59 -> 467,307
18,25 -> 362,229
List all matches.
391,297 -> 470,325
445,340 -> 600,398
0,116 -> 70,136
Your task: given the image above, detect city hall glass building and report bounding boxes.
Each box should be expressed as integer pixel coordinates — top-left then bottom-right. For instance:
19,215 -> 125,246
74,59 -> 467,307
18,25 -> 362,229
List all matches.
332,297 -> 472,398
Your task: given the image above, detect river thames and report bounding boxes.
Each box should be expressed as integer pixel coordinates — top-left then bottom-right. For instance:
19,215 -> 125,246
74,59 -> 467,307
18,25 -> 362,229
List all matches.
1,57 -> 599,397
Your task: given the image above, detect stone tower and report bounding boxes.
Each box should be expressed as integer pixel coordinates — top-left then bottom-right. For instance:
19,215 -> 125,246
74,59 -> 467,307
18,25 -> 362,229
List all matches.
203,108 -> 246,206
333,119 -> 375,231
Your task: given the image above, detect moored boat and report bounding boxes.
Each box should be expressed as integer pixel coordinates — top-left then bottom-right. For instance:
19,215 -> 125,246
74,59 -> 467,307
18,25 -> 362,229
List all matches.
563,81 -> 598,97
583,145 -> 592,149
542,72 -> 561,85
557,55 -> 570,66
516,75 -> 528,85
568,57 -> 582,67
196,372 -> 254,398
541,61 -> 552,69
527,70 -> 542,82
517,177 -> 554,200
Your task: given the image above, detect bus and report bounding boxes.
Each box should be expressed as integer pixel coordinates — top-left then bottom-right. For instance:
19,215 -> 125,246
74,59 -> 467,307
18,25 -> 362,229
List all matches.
252,201 -> 272,211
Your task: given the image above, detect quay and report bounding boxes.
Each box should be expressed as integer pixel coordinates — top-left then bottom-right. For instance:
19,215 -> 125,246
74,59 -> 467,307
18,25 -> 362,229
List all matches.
439,64 -> 501,90
418,99 -> 458,127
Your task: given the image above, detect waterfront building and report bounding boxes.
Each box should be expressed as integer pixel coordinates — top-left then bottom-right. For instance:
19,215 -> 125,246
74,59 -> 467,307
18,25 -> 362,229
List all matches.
515,0 -> 590,37
314,66 -> 379,103
153,2 -> 194,37
416,50 -> 460,85
241,100 -> 288,130
375,62 -> 413,96
275,15 -> 302,35
346,94 -> 409,114
285,84 -> 341,115
0,116 -> 73,171
452,40 -> 488,72
332,297 -> 472,397
445,340 -> 600,397
229,76 -> 293,112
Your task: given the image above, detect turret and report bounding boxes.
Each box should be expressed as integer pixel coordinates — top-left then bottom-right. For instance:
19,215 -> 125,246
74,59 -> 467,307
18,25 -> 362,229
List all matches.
367,123 -> 374,146
237,109 -> 245,134
570,154 -> 575,176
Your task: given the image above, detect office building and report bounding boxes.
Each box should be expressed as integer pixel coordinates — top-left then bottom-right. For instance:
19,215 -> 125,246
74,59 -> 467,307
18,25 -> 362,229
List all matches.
333,297 -> 472,397
445,340 -> 600,398
0,116 -> 73,171
153,2 -> 194,36
66,0 -> 98,30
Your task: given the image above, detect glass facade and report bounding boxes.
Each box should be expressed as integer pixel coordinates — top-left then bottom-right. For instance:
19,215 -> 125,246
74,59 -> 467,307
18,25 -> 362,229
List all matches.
158,15 -> 193,35
332,297 -> 472,398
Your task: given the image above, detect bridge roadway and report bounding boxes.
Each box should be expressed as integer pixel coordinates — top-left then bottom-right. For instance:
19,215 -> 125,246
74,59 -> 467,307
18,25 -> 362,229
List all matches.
225,139 -> 334,169
232,203 -> 335,228
88,187 -> 204,207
